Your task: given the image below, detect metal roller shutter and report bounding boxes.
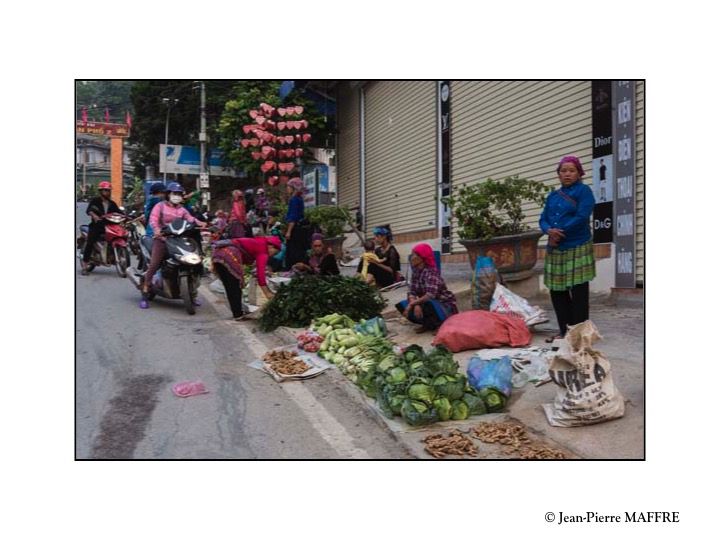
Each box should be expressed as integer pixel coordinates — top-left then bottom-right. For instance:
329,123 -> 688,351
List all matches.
364,80 -> 436,234
336,83 -> 361,209
635,81 -> 645,285
450,80 -> 592,251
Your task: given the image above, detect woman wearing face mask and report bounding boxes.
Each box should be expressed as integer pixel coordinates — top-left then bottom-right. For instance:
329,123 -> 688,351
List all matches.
140,182 -> 206,308
539,155 -> 596,341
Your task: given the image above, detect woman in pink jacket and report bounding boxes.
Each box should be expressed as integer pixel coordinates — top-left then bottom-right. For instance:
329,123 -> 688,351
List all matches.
226,189 -> 248,238
211,235 -> 282,319
140,182 -> 206,308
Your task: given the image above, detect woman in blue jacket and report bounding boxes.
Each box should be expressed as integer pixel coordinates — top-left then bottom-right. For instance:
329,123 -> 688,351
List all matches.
539,156 -> 596,340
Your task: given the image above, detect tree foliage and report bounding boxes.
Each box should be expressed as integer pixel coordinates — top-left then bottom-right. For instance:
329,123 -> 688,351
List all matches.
217,81 -> 331,182
128,80 -> 240,177
76,81 -> 134,122
443,176 -> 550,240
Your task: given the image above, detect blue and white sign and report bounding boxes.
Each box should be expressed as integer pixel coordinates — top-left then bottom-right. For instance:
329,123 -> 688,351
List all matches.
160,144 -> 239,176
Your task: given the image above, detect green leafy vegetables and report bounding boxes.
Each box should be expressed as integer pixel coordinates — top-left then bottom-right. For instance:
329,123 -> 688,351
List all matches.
258,276 -> 387,332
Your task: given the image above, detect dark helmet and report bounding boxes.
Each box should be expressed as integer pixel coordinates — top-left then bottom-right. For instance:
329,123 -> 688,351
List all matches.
166,181 -> 184,194
150,182 -> 167,194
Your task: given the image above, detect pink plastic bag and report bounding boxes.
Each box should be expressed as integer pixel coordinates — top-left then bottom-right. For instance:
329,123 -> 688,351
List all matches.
172,381 -> 209,398
432,311 -> 532,353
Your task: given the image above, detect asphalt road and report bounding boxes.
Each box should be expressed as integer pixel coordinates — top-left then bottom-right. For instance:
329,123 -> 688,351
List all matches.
75,203 -> 409,459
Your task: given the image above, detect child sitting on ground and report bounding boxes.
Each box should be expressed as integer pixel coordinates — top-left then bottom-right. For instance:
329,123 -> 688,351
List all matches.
360,239 -> 385,280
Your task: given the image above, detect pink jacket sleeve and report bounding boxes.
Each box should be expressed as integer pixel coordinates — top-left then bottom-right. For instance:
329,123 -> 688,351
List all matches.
255,249 -> 269,287
149,202 -> 163,234
179,206 -> 196,223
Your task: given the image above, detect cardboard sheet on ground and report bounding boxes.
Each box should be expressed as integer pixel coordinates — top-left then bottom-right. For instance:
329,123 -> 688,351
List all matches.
248,346 -> 333,383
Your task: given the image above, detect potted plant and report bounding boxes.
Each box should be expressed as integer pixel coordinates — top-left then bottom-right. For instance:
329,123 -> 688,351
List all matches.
443,175 -> 549,276
305,205 -> 351,259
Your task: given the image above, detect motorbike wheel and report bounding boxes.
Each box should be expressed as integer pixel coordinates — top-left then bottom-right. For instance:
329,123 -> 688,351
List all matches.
137,250 -> 147,271
179,274 -> 196,315
115,247 -> 129,278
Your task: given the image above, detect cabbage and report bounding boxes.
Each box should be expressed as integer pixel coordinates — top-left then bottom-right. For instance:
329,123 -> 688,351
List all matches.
377,356 -> 396,372
451,400 -> 470,420
433,397 -> 452,421
407,384 -> 436,405
376,387 -> 395,418
479,387 -> 507,412
389,394 -> 407,415
358,369 -> 379,398
400,399 -> 439,426
387,367 -> 407,384
426,345 -> 459,376
462,392 -> 487,416
432,374 -> 466,401
402,345 -> 426,364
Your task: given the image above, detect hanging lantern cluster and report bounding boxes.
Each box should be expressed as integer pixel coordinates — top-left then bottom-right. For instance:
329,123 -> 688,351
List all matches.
239,102 -> 312,187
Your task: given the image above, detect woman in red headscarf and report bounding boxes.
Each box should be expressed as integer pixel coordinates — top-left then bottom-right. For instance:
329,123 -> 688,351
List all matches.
211,235 -> 282,320
396,243 -> 457,333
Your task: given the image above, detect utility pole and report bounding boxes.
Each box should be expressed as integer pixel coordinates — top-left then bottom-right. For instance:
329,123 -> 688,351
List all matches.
162,97 -> 179,181
199,81 -> 209,206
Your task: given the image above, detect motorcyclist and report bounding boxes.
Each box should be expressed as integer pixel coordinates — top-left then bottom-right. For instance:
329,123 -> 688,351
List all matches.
81,181 -> 122,275
144,182 -> 167,238
140,182 -> 206,308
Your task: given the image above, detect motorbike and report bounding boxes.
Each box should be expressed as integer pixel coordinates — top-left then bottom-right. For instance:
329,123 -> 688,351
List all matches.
127,217 -> 204,315
77,212 -> 131,277
125,211 -> 147,270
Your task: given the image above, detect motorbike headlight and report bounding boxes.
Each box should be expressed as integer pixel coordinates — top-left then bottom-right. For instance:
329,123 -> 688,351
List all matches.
179,253 -> 202,265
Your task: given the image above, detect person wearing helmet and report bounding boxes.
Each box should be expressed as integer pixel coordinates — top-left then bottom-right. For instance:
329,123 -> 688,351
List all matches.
144,182 -> 167,238
81,181 -> 122,275
140,182 -> 206,307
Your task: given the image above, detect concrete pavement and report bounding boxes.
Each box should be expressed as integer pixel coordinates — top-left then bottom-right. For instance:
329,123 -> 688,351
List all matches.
75,203 -> 409,459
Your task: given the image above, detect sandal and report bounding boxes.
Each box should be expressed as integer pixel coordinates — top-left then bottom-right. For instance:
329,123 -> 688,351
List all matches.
545,334 -> 562,343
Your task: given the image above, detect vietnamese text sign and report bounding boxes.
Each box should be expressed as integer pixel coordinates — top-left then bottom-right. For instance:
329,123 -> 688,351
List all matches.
613,81 -> 636,287
592,81 -> 613,243
160,144 -> 237,176
438,81 -> 452,254
303,170 -> 318,208
77,121 -> 130,137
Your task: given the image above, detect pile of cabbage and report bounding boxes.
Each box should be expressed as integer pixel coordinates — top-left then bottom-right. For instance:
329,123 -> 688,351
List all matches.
371,345 -> 493,426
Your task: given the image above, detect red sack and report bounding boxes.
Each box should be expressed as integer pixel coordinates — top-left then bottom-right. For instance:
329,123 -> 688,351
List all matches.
432,311 -> 532,353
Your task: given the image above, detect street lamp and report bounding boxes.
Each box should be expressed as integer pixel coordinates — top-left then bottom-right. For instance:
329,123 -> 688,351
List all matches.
162,97 -> 179,181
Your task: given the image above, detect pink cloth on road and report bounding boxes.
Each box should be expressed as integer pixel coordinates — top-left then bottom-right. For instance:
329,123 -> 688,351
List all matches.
149,202 -> 197,241
172,381 -> 209,397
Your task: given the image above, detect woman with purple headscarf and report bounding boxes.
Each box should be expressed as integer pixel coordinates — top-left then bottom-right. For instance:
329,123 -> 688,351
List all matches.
292,233 -> 340,276
539,155 -> 596,341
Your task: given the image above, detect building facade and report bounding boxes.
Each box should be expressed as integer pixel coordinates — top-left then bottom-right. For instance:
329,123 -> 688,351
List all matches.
335,80 -> 645,291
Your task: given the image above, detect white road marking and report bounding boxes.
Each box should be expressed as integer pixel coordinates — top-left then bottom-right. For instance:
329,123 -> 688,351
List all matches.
198,284 -> 371,458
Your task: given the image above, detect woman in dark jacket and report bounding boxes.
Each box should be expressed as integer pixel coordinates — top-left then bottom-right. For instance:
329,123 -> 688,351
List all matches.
283,178 -> 308,268
357,226 -> 403,288
293,233 -> 340,276
539,155 -> 596,341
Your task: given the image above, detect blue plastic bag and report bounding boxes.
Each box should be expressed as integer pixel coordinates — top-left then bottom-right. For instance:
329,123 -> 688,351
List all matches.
471,256 -> 498,310
467,355 -> 513,397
